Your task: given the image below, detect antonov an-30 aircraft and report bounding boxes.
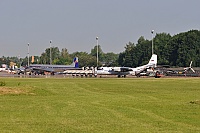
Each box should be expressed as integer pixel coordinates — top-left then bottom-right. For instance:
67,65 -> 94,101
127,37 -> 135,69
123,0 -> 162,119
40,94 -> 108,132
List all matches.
96,54 -> 157,77
25,57 -> 81,75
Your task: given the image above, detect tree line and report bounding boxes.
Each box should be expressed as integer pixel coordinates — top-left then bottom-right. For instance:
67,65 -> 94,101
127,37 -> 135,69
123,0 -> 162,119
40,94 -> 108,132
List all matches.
0,30 -> 200,68
118,30 -> 200,67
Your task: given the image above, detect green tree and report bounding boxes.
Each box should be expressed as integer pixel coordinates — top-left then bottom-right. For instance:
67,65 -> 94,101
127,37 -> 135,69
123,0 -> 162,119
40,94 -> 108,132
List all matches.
154,33 -> 171,65
118,52 -> 125,67
56,48 -> 71,65
102,52 -> 119,66
90,45 -> 104,62
70,52 -> 96,67
39,53 -> 48,64
167,30 -> 200,67
123,42 -> 135,67
40,47 -> 60,64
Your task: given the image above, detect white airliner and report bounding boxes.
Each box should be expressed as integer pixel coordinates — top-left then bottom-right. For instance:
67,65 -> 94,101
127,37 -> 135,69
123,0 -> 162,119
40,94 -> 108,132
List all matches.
96,54 -> 157,77
25,57 -> 81,75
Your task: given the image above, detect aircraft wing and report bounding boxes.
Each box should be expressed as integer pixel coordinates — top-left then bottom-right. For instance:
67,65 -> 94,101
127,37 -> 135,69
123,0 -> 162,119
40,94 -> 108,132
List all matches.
110,67 -> 133,72
120,67 -> 133,72
32,67 -> 55,72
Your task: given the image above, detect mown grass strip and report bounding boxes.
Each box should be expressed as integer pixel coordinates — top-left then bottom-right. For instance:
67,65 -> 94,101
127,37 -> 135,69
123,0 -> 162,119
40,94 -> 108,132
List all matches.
0,78 -> 200,132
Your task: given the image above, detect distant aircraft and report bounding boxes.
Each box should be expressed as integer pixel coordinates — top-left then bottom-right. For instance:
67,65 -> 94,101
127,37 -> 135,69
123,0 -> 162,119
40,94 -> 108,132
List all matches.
96,54 -> 157,77
184,61 -> 195,73
25,57 -> 80,75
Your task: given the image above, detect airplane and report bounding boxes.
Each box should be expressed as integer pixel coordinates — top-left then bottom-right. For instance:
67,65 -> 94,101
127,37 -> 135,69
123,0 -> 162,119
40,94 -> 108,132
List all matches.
184,61 -> 195,73
16,67 -> 26,75
95,54 -> 157,78
25,57 -> 81,75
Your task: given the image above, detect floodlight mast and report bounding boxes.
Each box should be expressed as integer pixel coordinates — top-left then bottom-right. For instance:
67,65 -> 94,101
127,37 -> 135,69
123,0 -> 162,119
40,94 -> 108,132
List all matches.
96,37 -> 99,68
50,40 -> 52,65
27,43 -> 30,66
151,30 -> 154,55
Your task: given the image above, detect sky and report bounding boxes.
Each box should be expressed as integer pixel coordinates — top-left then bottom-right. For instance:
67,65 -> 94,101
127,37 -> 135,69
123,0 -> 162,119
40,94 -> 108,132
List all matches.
0,0 -> 199,58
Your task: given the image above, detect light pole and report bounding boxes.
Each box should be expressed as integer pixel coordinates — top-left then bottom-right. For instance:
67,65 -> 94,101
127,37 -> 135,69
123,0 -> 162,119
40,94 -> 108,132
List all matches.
18,55 -> 20,67
151,30 -> 154,55
96,37 -> 99,68
50,40 -> 52,65
27,43 -> 30,66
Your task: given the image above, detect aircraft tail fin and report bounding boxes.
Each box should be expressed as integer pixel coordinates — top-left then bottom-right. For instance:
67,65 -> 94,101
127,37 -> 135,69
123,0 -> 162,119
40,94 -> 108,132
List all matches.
74,57 -> 79,68
147,54 -> 157,67
70,57 -> 79,68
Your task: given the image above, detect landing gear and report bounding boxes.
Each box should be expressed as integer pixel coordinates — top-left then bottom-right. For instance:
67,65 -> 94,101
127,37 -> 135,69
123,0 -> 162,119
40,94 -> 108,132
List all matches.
155,71 -> 161,78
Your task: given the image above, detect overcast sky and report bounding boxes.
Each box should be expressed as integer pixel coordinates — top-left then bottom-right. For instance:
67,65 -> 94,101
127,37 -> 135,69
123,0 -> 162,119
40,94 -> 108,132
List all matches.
0,0 -> 199,57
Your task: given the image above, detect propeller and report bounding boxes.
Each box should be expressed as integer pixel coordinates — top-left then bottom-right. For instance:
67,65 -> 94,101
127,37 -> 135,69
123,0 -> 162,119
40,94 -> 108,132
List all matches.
184,61 -> 195,73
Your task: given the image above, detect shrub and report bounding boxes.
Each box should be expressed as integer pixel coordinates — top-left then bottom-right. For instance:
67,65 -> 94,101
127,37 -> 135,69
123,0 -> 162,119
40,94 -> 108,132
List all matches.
0,81 -> 6,86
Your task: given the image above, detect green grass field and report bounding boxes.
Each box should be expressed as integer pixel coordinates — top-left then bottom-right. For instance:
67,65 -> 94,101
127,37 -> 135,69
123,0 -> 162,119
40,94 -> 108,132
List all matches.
0,77 -> 200,133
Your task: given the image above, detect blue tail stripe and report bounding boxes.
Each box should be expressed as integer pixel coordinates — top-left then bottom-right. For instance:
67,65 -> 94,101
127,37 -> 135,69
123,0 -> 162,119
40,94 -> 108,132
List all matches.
74,57 -> 79,68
